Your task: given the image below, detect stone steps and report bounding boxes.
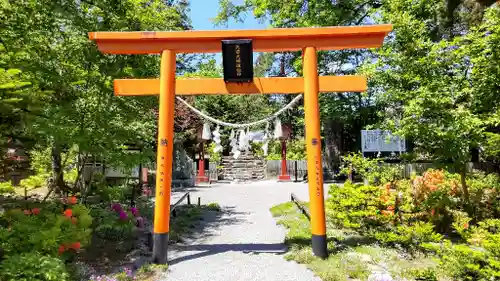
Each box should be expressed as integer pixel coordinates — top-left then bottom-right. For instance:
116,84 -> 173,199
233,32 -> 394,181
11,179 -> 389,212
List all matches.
220,153 -> 266,181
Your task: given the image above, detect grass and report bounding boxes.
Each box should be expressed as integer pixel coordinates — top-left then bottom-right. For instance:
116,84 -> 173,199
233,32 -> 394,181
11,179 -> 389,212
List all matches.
133,263 -> 170,281
270,202 -> 443,281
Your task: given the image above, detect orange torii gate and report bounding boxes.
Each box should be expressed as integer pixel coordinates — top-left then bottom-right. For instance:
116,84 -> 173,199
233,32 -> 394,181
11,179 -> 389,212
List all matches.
89,24 -> 391,264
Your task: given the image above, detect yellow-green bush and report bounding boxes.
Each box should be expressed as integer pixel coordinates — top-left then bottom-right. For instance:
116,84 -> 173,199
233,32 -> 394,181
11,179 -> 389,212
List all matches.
0,181 -> 15,194
0,252 -> 70,281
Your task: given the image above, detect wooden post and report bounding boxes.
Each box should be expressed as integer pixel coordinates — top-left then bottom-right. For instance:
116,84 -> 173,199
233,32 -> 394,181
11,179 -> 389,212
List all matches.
278,139 -> 291,181
152,49 -> 176,265
303,46 -> 328,259
294,161 -> 299,182
196,142 -> 208,183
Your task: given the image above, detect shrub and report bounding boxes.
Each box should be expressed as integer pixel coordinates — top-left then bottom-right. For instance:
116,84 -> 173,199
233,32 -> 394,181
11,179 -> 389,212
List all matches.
412,169 -> 447,202
15,173 -> 50,197
0,252 -> 70,281
411,170 -> 500,223
0,181 -> 15,194
94,223 -> 136,241
372,222 -> 443,248
92,203 -> 137,241
265,140 -> 307,160
466,172 -> 500,221
207,202 -> 221,211
405,268 -> 438,281
95,185 -> 128,202
340,152 -> 381,182
404,169 -> 471,234
406,170 -> 500,234
429,219 -> 500,281
326,181 -> 386,230
438,242 -> 492,281
0,203 -> 92,257
208,142 -> 222,163
340,152 -> 404,185
135,197 -> 154,221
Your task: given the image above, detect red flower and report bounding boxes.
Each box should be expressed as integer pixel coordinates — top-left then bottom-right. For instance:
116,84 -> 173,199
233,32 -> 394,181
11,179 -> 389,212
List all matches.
70,242 -> 81,251
31,208 -> 41,215
63,209 -> 73,218
68,196 -> 77,205
58,245 -> 65,255
23,209 -> 31,215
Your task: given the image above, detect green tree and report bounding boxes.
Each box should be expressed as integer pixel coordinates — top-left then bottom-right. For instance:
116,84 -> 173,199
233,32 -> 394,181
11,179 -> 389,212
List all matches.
0,0 -> 190,193
468,7 -> 500,165
365,0 -> 500,203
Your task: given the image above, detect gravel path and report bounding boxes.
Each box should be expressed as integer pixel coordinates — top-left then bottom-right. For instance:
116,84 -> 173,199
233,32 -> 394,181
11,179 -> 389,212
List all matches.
163,180 -> 331,281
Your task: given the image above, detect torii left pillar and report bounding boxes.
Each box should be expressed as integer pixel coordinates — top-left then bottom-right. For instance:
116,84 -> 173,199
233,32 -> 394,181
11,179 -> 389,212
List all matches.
152,50 -> 176,264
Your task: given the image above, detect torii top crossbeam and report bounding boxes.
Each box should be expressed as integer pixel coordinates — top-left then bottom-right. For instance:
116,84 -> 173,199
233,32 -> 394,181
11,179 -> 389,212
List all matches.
89,25 -> 392,54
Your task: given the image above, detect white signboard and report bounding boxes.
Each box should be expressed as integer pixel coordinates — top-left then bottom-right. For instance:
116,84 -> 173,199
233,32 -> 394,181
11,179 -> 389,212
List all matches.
105,166 -> 140,178
361,130 -> 406,153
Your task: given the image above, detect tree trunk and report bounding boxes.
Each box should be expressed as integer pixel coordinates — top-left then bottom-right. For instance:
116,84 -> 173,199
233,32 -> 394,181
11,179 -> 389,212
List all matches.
324,120 -> 343,171
79,155 -> 93,201
51,143 -> 70,195
459,167 -> 470,204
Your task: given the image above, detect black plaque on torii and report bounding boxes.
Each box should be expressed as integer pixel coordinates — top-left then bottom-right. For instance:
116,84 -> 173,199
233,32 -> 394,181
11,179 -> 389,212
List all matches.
221,39 -> 254,83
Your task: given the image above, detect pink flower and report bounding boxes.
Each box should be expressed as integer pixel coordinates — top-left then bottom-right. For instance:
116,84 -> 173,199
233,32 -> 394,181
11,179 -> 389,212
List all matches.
118,210 -> 128,220
111,203 -> 122,212
130,207 -> 138,217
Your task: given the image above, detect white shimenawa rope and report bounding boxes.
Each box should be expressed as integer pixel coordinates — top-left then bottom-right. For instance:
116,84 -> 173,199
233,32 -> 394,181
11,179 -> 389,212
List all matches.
175,94 -> 303,129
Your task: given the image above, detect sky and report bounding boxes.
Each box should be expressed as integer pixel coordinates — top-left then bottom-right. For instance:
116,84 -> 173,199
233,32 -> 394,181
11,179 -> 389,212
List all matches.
188,0 -> 269,64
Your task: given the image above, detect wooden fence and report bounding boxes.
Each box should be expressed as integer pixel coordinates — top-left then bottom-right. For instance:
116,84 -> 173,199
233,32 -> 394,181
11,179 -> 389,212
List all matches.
267,160 -> 306,180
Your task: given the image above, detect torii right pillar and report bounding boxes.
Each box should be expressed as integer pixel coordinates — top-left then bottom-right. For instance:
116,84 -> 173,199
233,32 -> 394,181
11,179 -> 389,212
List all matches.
303,46 -> 327,258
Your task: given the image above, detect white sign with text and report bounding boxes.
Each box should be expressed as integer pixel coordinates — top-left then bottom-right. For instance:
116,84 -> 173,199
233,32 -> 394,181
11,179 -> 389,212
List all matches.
361,130 -> 406,153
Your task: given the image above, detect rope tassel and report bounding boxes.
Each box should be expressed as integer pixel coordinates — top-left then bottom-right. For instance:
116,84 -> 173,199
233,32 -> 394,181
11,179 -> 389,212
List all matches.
238,130 -> 247,151
212,126 -> 223,153
229,130 -> 240,159
202,122 -> 211,140
274,118 -> 283,139
262,122 -> 270,156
